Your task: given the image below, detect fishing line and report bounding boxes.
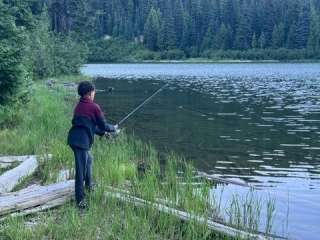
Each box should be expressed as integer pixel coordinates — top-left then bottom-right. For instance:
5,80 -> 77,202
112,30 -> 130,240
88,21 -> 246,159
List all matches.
117,83 -> 169,126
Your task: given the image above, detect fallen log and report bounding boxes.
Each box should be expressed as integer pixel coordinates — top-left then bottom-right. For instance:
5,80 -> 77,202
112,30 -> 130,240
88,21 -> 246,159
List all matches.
0,180 -> 74,216
1,196 -> 71,220
105,190 -> 278,240
0,154 -> 52,193
0,156 -> 39,193
0,184 -> 41,197
0,162 -> 12,169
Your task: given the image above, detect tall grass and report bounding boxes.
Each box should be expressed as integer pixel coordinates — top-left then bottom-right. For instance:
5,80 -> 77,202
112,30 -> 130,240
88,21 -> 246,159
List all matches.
0,76 -> 276,240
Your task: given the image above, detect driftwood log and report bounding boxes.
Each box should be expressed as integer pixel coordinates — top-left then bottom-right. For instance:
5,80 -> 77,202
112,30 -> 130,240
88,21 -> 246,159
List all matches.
0,180 -> 74,217
0,155 -> 52,193
0,162 -> 11,169
0,156 -> 38,193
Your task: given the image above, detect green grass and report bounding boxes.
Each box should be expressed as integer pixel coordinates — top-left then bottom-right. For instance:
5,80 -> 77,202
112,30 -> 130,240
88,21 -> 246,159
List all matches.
0,75 -> 276,240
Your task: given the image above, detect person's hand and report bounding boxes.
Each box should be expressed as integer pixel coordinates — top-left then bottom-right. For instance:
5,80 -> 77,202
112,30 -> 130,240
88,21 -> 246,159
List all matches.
114,124 -> 120,134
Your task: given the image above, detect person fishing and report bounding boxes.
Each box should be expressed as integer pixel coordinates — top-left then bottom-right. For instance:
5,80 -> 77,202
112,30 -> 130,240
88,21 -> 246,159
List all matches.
67,81 -> 118,210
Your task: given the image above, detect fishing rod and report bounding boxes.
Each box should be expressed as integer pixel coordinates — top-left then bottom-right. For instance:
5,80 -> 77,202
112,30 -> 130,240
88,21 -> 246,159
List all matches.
117,83 -> 169,126
110,84 -> 257,189
104,83 -> 168,139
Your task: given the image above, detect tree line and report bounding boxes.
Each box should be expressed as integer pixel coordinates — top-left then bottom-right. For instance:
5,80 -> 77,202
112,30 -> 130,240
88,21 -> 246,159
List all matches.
1,0 -> 320,116
46,0 -> 320,60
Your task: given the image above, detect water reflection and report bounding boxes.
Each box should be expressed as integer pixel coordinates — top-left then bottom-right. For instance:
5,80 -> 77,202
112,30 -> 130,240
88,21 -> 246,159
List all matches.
82,63 -> 320,239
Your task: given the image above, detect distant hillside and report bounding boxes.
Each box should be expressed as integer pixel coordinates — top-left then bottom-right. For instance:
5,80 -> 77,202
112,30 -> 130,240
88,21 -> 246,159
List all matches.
46,0 -> 320,60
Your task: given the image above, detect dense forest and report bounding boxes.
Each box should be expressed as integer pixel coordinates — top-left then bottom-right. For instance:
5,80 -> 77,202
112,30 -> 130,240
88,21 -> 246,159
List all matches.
1,0 -> 320,118
0,0 -> 87,123
47,0 -> 320,61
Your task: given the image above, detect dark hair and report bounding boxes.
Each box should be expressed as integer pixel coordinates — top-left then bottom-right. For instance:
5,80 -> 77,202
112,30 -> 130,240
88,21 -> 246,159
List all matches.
77,81 -> 95,97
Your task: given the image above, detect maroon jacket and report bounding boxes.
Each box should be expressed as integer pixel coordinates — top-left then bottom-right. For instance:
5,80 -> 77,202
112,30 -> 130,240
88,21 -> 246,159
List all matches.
67,96 -> 115,149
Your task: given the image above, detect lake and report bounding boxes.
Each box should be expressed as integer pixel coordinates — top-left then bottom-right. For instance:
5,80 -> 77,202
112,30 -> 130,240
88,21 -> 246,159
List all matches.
82,63 -> 320,240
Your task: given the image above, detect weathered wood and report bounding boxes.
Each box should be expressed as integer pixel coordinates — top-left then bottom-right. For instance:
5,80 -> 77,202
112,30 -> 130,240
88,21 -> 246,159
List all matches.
0,162 -> 12,169
0,156 -> 39,193
0,184 -> 41,197
0,196 -> 71,221
105,190 -> 274,240
0,180 -> 74,216
106,186 -> 179,208
0,169 -> 74,220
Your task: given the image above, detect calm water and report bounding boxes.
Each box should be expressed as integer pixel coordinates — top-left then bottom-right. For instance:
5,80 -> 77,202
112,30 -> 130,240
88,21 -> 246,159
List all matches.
82,63 -> 320,240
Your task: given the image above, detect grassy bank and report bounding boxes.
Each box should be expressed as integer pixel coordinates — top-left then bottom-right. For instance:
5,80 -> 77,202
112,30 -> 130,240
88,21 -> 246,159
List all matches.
0,76 -> 275,240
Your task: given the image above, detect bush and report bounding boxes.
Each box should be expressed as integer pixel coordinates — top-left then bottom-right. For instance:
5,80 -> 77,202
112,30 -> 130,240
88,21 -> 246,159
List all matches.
159,49 -> 186,60
29,18 -> 54,78
88,38 -> 144,62
0,104 -> 24,128
133,49 -> 159,60
52,34 -> 88,75
0,1 -> 31,106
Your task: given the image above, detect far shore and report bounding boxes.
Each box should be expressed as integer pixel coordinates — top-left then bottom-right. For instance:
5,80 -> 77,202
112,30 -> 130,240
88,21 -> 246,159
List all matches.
87,58 -> 320,64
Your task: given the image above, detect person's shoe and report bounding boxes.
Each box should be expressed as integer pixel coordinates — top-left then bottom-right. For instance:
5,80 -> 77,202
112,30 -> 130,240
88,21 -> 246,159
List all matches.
77,200 -> 88,210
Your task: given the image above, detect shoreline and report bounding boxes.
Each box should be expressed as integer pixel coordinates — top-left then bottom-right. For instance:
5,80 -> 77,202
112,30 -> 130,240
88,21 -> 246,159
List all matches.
0,75 -> 278,239
87,59 -> 320,64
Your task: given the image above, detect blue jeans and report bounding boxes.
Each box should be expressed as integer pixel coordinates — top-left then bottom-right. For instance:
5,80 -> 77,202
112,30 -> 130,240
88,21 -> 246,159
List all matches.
72,147 -> 93,204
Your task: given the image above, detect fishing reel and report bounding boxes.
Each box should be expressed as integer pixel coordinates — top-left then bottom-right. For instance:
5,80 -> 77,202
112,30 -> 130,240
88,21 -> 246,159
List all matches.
104,128 -> 121,140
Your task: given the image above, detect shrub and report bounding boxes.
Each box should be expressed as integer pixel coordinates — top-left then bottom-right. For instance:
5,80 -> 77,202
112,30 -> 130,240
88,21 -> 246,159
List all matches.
0,1 -> 31,105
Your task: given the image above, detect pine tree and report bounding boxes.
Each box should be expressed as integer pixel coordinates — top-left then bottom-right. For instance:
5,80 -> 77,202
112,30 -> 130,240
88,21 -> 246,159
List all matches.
284,0 -> 300,35
157,1 -> 177,50
216,23 -> 232,50
212,0 -> 221,29
235,0 -> 252,50
287,23 -> 299,49
221,0 -> 236,31
200,0 -> 213,39
201,26 -> 214,50
259,32 -> 267,49
261,0 -> 276,47
307,4 -> 320,52
174,0 -> 184,44
295,3 -> 311,49
189,0 -> 201,47
181,9 -> 198,49
143,7 -> 161,50
251,33 -> 258,49
30,8 -> 55,78
0,0 -> 30,105
272,23 -> 285,48
65,0 -> 94,37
